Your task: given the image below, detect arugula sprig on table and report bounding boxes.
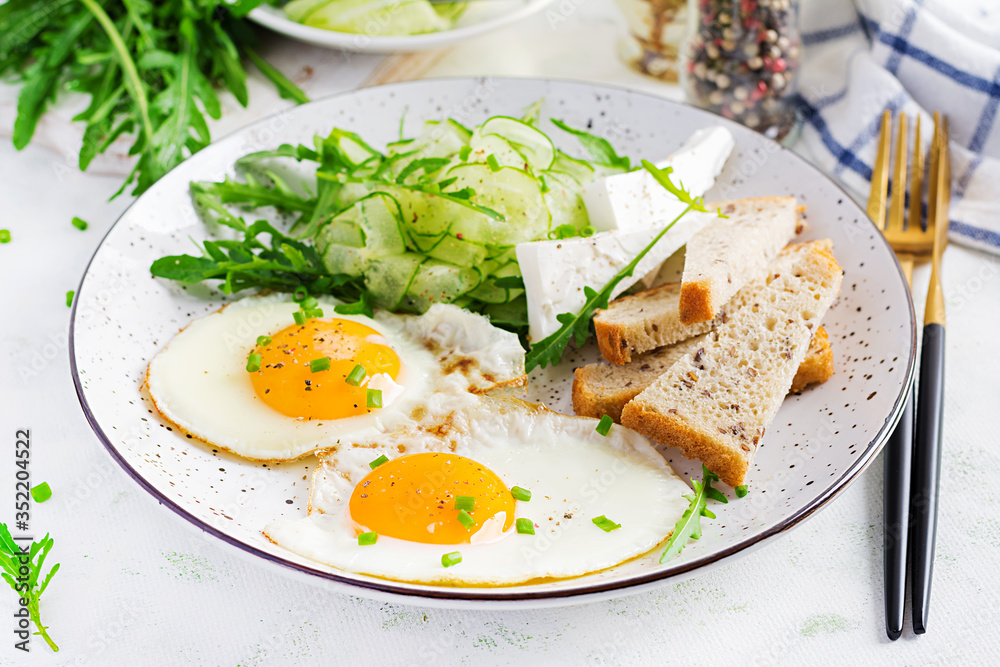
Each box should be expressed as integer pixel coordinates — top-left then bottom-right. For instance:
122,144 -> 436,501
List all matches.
0,523 -> 59,652
660,465 -> 729,563
525,160 -> 717,371
0,0 -> 308,197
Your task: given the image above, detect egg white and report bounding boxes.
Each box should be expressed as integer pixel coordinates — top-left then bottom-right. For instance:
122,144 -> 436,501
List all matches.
145,293 -> 524,461
263,397 -> 692,586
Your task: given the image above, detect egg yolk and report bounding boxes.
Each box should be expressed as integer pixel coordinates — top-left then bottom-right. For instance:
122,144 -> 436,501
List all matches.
249,319 -> 400,420
349,453 -> 515,545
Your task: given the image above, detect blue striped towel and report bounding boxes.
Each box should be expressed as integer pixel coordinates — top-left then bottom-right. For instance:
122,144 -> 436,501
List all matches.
797,0 -> 1000,254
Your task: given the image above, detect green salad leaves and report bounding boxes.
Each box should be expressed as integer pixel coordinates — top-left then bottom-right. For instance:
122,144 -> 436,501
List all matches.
660,465 -> 729,563
0,0 -> 308,196
0,523 -> 59,652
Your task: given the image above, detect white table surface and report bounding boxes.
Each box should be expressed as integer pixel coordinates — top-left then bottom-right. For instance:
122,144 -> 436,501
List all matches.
2,1 -> 999,664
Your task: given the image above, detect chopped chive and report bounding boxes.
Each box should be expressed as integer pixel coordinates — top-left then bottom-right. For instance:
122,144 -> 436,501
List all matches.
358,531 -> 378,546
30,482 -> 52,503
486,154 -> 501,172
369,454 -> 389,470
441,551 -> 462,568
454,495 -> 475,512
457,509 -> 476,530
304,307 -> 324,318
65,290 -> 75,308
511,486 -> 531,502
71,216 -> 89,231
300,296 -> 319,309
309,356 -> 331,373
596,415 -> 614,436
459,146 -> 472,161
346,364 -> 367,386
256,335 -> 272,346
367,388 -> 382,408
292,310 -> 307,325
293,287 -> 308,302
0,229 -> 10,243
246,353 -> 261,372
592,515 -> 621,532
515,518 -> 535,535
735,484 -> 749,498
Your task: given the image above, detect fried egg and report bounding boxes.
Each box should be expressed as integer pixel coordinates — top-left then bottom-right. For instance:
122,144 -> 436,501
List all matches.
145,294 -> 524,461
263,398 -> 691,586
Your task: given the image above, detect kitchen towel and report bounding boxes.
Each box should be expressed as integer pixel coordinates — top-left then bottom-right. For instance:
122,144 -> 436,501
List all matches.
797,0 -> 1000,254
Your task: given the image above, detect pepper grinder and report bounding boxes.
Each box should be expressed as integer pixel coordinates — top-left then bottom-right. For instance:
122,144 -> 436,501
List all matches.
681,0 -> 801,142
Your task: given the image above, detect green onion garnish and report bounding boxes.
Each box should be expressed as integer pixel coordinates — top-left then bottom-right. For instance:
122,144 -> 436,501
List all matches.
30,482 -> 52,503
357,531 -> 378,546
735,484 -> 749,498
454,495 -> 475,512
366,388 -> 382,408
71,216 -> 89,231
65,290 -> 74,308
459,146 -> 472,161
457,510 -> 476,530
256,335 -> 272,346
309,356 -> 331,373
346,364 -> 367,386
511,486 -> 531,502
592,515 -> 621,532
246,353 -> 261,372
0,229 -> 10,243
596,415 -> 614,436
441,551 -> 462,568
369,454 -> 388,470
300,296 -> 318,309
293,287 -> 308,302
486,154 -> 501,172
304,308 -> 322,318
515,518 -> 535,535
292,310 -> 307,325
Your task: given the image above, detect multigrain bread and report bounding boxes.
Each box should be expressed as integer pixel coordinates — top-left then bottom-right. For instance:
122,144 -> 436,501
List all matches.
573,326 -> 833,422
593,282 -> 715,364
679,196 -> 801,325
620,240 -> 843,487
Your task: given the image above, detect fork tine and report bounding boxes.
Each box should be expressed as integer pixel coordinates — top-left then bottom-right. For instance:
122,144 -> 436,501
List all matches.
926,112 -> 941,234
888,114 -> 908,232
908,115 -> 923,232
867,110 -> 892,229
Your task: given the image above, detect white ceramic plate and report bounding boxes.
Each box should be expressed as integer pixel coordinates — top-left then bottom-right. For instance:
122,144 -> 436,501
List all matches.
70,78 -> 915,608
248,1 -> 554,53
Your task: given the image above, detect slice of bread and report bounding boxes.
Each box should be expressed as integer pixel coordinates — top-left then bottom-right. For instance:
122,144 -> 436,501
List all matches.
574,326 -> 833,422
679,196 -> 801,325
620,240 -> 843,487
593,282 -> 715,364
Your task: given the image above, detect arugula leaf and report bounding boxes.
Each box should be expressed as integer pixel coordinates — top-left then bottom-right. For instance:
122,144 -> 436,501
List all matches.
660,465 -> 727,563
551,119 -> 631,171
525,162 -> 712,371
2,0 -> 309,197
0,523 -> 59,652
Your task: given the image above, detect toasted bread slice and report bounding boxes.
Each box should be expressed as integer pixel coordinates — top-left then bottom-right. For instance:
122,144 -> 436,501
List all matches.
679,196 -> 800,325
593,282 -> 715,364
620,240 -> 843,487
574,326 -> 833,422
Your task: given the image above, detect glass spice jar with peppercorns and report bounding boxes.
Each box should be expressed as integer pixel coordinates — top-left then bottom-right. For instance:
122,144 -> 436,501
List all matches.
681,0 -> 801,142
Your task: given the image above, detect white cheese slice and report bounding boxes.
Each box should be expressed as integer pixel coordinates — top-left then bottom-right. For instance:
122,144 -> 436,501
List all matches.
581,126 -> 735,233
517,211 -> 718,342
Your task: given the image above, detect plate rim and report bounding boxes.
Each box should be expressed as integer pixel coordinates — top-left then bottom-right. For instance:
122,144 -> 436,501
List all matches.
247,0 -> 556,53
69,76 -> 918,606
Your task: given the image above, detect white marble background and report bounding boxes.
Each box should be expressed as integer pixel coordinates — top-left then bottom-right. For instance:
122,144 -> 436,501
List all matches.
1,1 -> 998,664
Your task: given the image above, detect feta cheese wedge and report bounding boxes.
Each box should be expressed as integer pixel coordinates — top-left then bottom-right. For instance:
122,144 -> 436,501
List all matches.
581,126 -> 735,233
517,211 -> 718,342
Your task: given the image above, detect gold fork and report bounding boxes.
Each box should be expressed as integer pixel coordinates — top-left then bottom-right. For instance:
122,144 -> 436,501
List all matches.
868,110 -> 948,640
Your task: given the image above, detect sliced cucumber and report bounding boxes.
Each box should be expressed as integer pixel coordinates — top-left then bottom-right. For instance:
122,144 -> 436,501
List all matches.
542,170 -> 591,232
480,116 -> 555,171
446,163 -> 551,246
367,254 -> 424,310
550,150 -> 596,185
404,260 -> 482,312
316,219 -> 364,248
425,234 -> 488,267
316,193 -> 406,275
289,0 -> 450,36
467,132 -> 529,170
